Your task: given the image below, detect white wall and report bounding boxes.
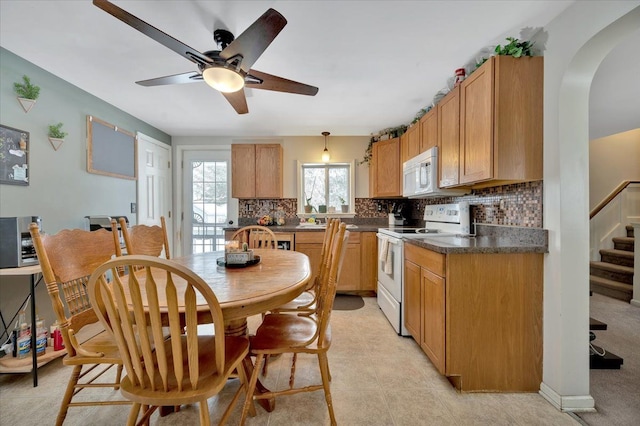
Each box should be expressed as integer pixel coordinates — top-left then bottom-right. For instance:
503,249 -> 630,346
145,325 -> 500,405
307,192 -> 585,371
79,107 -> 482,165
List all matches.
589,128 -> 640,210
540,1 -> 640,412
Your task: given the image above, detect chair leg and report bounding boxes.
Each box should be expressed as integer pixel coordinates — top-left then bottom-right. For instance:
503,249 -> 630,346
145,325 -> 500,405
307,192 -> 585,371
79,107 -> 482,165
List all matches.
141,405 -> 150,426
127,403 -> 141,426
289,353 -> 298,388
115,364 -> 123,389
240,354 -> 265,426
220,365 -> 250,425
241,359 -> 257,418
55,364 -> 82,426
318,352 -> 337,426
261,354 -> 269,377
198,399 -> 210,426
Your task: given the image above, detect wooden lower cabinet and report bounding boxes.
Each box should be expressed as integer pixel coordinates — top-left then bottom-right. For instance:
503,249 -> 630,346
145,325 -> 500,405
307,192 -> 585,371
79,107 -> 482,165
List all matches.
404,259 -> 421,339
421,267 -> 445,375
404,243 -> 542,392
295,231 -> 376,293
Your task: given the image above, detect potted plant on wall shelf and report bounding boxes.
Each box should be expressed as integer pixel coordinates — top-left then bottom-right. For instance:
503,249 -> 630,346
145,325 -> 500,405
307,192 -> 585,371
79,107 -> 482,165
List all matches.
339,196 -> 349,213
48,122 -> 68,151
13,75 -> 41,113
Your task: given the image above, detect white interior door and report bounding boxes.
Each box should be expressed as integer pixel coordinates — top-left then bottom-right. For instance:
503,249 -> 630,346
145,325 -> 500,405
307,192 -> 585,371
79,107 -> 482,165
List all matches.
136,132 -> 172,252
182,149 -> 237,255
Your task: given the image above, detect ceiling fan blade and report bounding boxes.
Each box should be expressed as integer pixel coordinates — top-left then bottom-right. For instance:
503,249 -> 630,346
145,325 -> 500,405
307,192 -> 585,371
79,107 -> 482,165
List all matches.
93,0 -> 212,66
222,90 -> 249,114
219,9 -> 287,73
246,70 -> 318,96
136,71 -> 203,87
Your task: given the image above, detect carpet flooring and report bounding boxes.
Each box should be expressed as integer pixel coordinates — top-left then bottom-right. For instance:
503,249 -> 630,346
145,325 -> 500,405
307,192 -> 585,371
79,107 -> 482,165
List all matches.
576,293 -> 640,426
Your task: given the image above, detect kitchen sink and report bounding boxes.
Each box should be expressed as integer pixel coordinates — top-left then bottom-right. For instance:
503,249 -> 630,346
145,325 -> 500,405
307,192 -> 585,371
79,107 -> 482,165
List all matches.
296,224 -> 326,229
296,223 -> 358,229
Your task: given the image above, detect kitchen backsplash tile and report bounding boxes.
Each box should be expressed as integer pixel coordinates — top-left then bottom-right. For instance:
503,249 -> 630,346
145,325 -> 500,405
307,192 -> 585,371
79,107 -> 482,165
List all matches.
238,180 -> 543,228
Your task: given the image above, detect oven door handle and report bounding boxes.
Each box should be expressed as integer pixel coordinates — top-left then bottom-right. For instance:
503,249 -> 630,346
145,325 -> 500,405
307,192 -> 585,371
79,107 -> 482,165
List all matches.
376,233 -> 402,245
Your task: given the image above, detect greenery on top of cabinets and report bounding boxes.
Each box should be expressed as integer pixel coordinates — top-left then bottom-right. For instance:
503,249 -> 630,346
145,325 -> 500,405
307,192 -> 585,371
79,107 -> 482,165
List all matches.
13,75 -> 40,100
494,37 -> 534,58
360,125 -> 407,165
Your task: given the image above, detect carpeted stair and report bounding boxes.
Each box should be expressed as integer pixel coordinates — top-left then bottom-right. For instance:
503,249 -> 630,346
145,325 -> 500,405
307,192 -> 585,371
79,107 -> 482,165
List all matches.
590,225 -> 635,302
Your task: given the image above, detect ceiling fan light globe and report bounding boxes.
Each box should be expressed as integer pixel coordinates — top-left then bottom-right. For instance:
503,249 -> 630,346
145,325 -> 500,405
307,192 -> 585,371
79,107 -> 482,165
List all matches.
202,67 -> 245,93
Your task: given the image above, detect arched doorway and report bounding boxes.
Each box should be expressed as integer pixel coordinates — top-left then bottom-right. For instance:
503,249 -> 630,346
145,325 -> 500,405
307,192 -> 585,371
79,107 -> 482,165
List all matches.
540,2 -> 640,413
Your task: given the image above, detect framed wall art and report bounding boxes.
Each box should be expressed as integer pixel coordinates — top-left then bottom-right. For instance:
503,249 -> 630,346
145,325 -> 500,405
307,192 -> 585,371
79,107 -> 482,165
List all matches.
87,115 -> 137,180
0,124 -> 29,186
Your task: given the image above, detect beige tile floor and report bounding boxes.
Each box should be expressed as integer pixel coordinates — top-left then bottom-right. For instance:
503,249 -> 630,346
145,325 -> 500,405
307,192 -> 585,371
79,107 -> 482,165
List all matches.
0,297 -> 580,425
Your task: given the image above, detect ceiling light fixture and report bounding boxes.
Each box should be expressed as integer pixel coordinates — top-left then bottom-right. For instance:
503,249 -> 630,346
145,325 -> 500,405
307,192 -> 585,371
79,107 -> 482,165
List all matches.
202,66 -> 245,93
321,131 -> 331,162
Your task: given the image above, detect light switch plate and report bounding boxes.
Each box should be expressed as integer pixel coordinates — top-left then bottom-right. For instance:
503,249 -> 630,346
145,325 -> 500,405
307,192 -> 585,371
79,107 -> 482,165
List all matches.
130,202 -> 137,213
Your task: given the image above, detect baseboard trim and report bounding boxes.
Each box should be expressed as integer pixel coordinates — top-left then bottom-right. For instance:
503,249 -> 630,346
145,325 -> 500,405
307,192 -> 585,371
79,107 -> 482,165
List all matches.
539,382 -> 596,412
630,298 -> 640,307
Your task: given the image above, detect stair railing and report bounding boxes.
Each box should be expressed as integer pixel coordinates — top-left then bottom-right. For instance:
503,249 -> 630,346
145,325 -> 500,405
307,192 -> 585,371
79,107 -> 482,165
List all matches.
590,181 -> 639,306
590,180 -> 639,219
589,181 -> 639,261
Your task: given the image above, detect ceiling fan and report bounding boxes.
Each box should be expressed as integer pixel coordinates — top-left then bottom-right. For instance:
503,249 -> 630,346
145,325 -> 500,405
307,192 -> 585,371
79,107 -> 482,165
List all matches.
93,0 -> 318,114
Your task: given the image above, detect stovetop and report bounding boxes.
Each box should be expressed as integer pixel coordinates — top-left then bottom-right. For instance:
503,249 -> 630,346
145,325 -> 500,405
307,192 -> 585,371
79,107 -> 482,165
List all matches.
378,202 -> 471,238
378,226 -> 461,238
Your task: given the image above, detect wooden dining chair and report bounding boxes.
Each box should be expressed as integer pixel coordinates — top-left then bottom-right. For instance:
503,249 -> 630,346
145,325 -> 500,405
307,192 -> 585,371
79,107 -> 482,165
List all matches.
117,216 -> 170,259
231,225 -> 278,250
29,223 -> 129,426
87,255 -> 251,426
239,223 -> 349,426
270,218 -> 340,315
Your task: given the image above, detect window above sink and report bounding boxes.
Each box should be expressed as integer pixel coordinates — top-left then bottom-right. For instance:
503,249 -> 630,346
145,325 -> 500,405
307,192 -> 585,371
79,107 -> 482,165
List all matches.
297,160 -> 355,217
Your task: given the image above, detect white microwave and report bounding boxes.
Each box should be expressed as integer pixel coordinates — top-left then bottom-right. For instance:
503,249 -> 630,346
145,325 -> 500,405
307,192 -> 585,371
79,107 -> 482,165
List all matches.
402,147 -> 469,198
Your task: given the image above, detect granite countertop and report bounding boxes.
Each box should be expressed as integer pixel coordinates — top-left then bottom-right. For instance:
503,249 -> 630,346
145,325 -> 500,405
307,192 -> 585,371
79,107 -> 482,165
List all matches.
405,235 -> 548,254
404,224 -> 549,254
223,224 -> 383,233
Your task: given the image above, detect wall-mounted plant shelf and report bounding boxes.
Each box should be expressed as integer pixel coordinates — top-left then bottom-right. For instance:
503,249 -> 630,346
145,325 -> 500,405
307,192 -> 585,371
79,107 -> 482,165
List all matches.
17,97 -> 36,113
48,137 -> 64,151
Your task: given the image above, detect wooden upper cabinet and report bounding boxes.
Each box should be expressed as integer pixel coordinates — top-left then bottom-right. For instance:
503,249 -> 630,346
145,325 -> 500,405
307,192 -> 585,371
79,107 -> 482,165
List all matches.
459,56 -> 543,186
231,144 -> 256,198
419,106 -> 438,153
438,86 -> 461,188
370,137 -> 401,197
401,125 -> 420,164
231,144 -> 283,199
255,144 -> 283,198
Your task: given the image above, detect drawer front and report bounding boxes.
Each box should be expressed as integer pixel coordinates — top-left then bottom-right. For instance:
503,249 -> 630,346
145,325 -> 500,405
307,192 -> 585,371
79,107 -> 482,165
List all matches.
405,244 -> 445,276
295,230 -> 360,244
295,232 -> 324,244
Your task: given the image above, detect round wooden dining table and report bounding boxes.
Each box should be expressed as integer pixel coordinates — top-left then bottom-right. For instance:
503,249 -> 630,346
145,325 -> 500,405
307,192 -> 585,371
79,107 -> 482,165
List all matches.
163,249 -> 311,335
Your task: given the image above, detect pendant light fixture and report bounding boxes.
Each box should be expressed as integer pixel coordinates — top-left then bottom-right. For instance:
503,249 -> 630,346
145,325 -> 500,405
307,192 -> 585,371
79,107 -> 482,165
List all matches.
321,131 -> 331,162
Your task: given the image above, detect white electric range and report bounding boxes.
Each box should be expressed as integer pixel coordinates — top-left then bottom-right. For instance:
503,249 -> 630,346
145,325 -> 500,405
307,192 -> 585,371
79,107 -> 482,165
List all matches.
376,202 -> 470,336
